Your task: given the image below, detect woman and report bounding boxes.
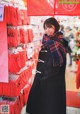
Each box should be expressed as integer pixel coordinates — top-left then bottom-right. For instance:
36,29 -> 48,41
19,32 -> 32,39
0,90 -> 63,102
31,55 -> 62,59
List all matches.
26,17 -> 67,114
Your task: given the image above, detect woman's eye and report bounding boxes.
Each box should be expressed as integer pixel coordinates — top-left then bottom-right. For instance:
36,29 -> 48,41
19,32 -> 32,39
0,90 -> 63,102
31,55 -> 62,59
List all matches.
45,28 -> 48,30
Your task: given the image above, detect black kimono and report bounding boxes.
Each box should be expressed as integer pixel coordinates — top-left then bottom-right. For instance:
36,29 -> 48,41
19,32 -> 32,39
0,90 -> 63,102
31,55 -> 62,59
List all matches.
26,34 -> 67,114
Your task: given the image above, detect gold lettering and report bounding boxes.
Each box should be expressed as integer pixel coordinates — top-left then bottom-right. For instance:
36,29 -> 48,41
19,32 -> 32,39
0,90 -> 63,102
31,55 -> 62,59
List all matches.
58,0 -> 80,4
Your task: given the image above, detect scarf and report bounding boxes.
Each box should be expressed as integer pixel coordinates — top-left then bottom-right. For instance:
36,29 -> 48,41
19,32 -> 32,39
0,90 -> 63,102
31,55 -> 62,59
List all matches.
42,32 -> 67,67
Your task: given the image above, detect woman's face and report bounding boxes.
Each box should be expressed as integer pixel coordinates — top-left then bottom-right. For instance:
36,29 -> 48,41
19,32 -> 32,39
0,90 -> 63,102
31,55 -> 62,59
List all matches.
44,25 -> 55,36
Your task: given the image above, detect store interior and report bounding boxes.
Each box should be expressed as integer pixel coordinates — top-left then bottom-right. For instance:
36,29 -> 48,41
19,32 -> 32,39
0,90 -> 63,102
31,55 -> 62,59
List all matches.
0,0 -> 80,114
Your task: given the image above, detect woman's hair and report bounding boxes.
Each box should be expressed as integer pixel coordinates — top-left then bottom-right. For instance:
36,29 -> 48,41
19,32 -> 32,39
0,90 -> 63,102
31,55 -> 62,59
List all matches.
43,17 -> 60,33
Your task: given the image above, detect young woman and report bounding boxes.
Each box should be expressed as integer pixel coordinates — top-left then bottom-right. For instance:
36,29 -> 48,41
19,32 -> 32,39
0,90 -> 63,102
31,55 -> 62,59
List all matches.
26,17 -> 67,114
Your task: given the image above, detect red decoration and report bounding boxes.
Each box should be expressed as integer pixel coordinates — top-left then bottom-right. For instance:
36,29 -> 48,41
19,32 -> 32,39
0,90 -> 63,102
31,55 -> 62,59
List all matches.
27,0 -> 54,16
54,0 -> 80,15
27,0 -> 80,16
76,61 -> 80,89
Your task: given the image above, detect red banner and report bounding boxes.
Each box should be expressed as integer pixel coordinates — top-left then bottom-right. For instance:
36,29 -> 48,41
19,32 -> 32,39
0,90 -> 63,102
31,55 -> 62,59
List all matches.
27,0 -> 54,16
54,0 -> 80,15
0,22 -> 8,82
27,0 -> 80,16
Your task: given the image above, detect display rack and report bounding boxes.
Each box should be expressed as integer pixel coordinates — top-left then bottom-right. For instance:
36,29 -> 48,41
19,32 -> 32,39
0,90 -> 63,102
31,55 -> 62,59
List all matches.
0,0 -> 42,113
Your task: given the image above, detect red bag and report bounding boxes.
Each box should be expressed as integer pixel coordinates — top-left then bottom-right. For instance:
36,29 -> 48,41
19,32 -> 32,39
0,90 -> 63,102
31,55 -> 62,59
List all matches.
76,61 -> 80,89
28,29 -> 34,43
23,84 -> 32,104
